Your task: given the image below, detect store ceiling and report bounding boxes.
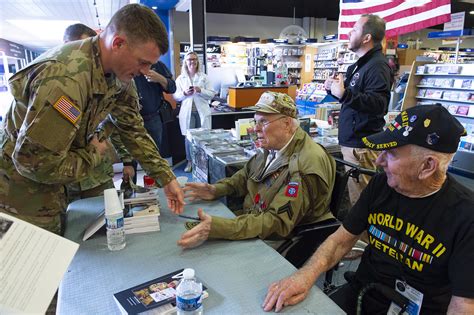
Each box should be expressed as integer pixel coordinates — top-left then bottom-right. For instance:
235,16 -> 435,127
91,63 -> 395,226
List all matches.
0,0 -> 472,52
0,0 -> 129,51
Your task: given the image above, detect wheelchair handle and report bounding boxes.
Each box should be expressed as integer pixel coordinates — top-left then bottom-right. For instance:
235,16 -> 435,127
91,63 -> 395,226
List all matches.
333,157 -> 378,177
356,282 -> 409,315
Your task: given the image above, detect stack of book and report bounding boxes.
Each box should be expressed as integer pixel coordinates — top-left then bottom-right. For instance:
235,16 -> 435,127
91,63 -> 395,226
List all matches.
123,187 -> 161,235
124,204 -> 160,235
82,187 -> 162,241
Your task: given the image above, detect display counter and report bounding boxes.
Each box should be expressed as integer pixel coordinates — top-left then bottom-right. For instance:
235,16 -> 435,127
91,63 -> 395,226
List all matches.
228,85 -> 297,108
211,105 -> 255,129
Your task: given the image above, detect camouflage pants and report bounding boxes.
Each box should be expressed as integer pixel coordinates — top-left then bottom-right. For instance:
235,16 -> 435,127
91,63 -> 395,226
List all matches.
340,146 -> 379,206
0,154 -> 66,235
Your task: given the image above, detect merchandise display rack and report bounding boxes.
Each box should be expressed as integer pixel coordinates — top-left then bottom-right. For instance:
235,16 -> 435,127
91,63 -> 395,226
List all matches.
402,62 -> 474,177
313,42 -> 357,82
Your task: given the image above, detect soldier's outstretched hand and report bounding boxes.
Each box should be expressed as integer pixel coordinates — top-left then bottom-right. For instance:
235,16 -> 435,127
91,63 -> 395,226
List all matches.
164,179 -> 185,214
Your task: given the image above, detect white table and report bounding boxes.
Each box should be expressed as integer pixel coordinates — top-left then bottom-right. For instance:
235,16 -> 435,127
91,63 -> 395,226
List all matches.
57,191 -> 344,314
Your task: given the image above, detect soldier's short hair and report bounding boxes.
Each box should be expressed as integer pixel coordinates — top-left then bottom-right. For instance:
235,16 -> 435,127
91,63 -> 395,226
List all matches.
361,14 -> 386,44
63,23 -> 96,42
106,4 -> 169,54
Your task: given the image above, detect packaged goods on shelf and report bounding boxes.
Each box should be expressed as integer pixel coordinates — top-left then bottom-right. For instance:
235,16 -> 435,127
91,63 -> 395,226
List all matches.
405,62 -> 474,176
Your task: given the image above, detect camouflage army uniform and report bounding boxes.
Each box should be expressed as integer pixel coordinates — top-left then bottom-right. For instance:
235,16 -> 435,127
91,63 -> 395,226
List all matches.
0,36 -> 174,234
209,127 -> 336,240
66,112 -> 133,203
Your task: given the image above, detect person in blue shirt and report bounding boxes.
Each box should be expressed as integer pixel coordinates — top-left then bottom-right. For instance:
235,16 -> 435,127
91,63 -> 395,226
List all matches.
128,61 -> 176,181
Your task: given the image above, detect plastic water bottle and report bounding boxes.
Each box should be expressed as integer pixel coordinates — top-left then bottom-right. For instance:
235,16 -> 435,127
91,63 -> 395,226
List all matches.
104,188 -> 126,251
176,268 -> 203,315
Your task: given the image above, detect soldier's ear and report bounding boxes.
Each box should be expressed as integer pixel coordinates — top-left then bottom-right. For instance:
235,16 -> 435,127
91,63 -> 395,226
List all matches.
112,36 -> 126,50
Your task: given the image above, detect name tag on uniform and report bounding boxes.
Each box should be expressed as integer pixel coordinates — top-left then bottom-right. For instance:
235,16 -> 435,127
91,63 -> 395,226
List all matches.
285,182 -> 299,198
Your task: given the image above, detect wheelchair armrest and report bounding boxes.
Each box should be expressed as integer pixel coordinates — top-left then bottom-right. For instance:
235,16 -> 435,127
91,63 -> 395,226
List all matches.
276,219 -> 341,255
294,219 -> 341,236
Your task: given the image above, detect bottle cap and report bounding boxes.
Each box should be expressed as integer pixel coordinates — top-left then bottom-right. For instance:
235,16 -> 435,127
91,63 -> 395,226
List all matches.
183,268 -> 195,279
104,188 -> 123,215
143,175 -> 155,188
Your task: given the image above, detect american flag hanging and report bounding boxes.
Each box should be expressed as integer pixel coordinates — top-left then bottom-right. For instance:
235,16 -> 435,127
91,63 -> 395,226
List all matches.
338,0 -> 452,40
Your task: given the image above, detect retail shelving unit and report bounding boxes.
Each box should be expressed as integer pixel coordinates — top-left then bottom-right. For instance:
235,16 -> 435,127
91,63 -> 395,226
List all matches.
311,42 -> 357,95
402,62 -> 474,177
274,44 -> 304,86
422,49 -> 474,64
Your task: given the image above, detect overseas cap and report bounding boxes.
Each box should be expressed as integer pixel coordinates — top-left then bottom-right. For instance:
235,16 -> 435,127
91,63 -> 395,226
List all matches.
249,91 -> 298,118
362,105 -> 466,153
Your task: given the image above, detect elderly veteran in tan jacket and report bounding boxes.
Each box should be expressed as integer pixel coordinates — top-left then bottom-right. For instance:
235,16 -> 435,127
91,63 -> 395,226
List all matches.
177,92 -> 336,248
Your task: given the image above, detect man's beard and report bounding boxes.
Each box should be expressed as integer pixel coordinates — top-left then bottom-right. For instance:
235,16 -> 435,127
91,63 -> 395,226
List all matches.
349,37 -> 362,53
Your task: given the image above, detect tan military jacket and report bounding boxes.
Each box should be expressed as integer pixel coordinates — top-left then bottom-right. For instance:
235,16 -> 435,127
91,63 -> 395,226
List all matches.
209,128 -> 336,240
0,36 -> 173,233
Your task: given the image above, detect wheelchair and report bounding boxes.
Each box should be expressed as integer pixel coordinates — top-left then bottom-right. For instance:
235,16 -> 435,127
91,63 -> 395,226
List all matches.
276,156 -> 377,269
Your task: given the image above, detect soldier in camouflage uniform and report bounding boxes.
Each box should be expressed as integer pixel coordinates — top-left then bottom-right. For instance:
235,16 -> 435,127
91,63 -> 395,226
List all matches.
0,4 -> 184,234
62,23 -> 135,202
178,92 -> 336,248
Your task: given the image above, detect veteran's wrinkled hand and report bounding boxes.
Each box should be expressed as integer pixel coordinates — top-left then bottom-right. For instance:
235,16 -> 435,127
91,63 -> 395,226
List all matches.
177,208 -> 212,249
183,182 -> 216,201
262,270 -> 314,313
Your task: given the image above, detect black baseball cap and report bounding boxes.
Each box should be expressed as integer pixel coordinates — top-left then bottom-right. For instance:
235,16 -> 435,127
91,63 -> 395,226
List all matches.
362,105 -> 466,153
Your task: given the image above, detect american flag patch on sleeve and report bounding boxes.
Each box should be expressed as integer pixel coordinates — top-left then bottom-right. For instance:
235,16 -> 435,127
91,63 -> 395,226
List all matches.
53,95 -> 81,124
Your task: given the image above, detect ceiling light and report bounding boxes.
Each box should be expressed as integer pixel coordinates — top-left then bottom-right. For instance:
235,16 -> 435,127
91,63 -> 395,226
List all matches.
6,20 -> 80,41
470,11 -> 474,14
152,6 -> 158,10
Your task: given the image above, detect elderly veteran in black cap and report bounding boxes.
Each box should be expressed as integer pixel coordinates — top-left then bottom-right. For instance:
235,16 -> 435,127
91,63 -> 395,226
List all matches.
177,91 -> 336,249
263,105 -> 474,314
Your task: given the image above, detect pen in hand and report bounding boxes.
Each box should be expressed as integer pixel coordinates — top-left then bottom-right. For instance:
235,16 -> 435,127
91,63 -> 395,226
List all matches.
178,214 -> 201,221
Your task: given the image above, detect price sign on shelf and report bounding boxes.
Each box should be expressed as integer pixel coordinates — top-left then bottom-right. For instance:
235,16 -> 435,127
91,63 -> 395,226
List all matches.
443,12 -> 465,45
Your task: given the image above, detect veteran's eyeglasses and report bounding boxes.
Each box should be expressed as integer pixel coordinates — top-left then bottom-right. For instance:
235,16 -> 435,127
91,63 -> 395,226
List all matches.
253,116 -> 286,128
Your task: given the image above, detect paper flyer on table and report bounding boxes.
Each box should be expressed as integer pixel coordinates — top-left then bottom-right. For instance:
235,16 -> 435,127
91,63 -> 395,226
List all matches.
0,213 -> 79,314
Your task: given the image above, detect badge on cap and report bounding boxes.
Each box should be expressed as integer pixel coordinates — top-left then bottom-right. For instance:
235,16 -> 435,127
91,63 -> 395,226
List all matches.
403,126 -> 413,137
424,119 -> 431,128
285,182 -> 299,198
409,115 -> 417,123
258,93 -> 275,106
393,121 -> 402,130
426,132 -> 439,145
